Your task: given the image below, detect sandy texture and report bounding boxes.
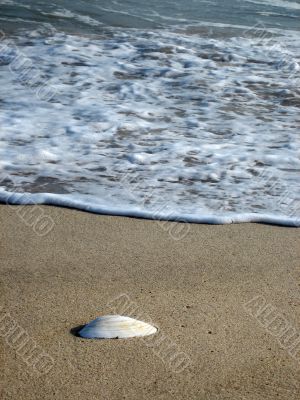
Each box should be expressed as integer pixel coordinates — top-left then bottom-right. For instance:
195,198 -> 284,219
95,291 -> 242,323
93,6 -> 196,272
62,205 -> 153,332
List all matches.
0,205 -> 300,399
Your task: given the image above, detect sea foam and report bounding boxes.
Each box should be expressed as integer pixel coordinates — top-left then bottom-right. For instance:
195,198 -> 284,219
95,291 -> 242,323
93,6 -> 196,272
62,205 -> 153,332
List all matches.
0,28 -> 299,226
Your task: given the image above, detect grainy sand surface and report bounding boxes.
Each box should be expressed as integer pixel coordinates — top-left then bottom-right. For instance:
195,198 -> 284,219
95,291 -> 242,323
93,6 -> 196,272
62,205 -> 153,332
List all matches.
0,205 -> 300,399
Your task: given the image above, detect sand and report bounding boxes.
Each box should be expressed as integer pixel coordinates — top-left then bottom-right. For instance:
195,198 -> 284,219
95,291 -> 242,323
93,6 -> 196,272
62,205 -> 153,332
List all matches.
0,204 -> 300,399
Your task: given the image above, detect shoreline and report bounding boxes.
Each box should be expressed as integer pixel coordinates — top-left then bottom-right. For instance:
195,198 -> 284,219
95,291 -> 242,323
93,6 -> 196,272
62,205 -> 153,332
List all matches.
1,205 -> 300,399
0,190 -> 299,227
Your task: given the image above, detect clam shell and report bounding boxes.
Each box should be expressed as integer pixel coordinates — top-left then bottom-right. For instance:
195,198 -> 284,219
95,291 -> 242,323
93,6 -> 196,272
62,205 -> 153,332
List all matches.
79,315 -> 157,339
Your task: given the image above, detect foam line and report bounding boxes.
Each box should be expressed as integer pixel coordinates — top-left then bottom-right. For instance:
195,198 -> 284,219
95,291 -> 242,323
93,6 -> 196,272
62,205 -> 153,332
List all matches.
0,190 -> 298,227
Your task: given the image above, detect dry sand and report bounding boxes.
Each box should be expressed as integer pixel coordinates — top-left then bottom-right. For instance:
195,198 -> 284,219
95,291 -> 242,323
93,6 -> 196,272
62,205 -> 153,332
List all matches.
0,205 -> 300,399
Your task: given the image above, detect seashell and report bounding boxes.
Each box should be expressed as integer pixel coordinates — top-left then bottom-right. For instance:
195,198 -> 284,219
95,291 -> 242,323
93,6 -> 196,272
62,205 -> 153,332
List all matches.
79,315 -> 157,339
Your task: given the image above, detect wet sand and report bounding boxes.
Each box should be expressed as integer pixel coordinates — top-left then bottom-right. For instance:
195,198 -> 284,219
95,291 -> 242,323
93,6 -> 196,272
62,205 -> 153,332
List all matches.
0,205 -> 300,399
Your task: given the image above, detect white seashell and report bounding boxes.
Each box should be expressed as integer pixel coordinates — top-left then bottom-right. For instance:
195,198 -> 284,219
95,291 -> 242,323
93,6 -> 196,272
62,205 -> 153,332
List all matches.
79,315 -> 157,339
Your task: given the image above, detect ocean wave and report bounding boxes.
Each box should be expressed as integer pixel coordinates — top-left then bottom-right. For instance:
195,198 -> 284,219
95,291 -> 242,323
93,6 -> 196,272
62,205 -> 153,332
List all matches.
0,29 -> 299,226
246,0 -> 300,11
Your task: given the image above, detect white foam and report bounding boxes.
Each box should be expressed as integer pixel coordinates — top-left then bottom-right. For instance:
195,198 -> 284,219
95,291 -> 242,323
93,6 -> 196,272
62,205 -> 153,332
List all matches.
40,8 -> 103,27
0,29 -> 299,226
0,189 -> 299,227
246,0 -> 300,11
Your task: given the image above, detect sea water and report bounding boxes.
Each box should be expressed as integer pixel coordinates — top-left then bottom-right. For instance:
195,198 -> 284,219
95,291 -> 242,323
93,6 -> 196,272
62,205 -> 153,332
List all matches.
0,0 -> 299,225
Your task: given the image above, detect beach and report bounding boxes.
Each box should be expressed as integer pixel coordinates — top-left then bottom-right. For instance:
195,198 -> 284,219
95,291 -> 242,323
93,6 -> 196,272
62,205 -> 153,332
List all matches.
1,205 -> 300,399
1,0 -> 300,398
